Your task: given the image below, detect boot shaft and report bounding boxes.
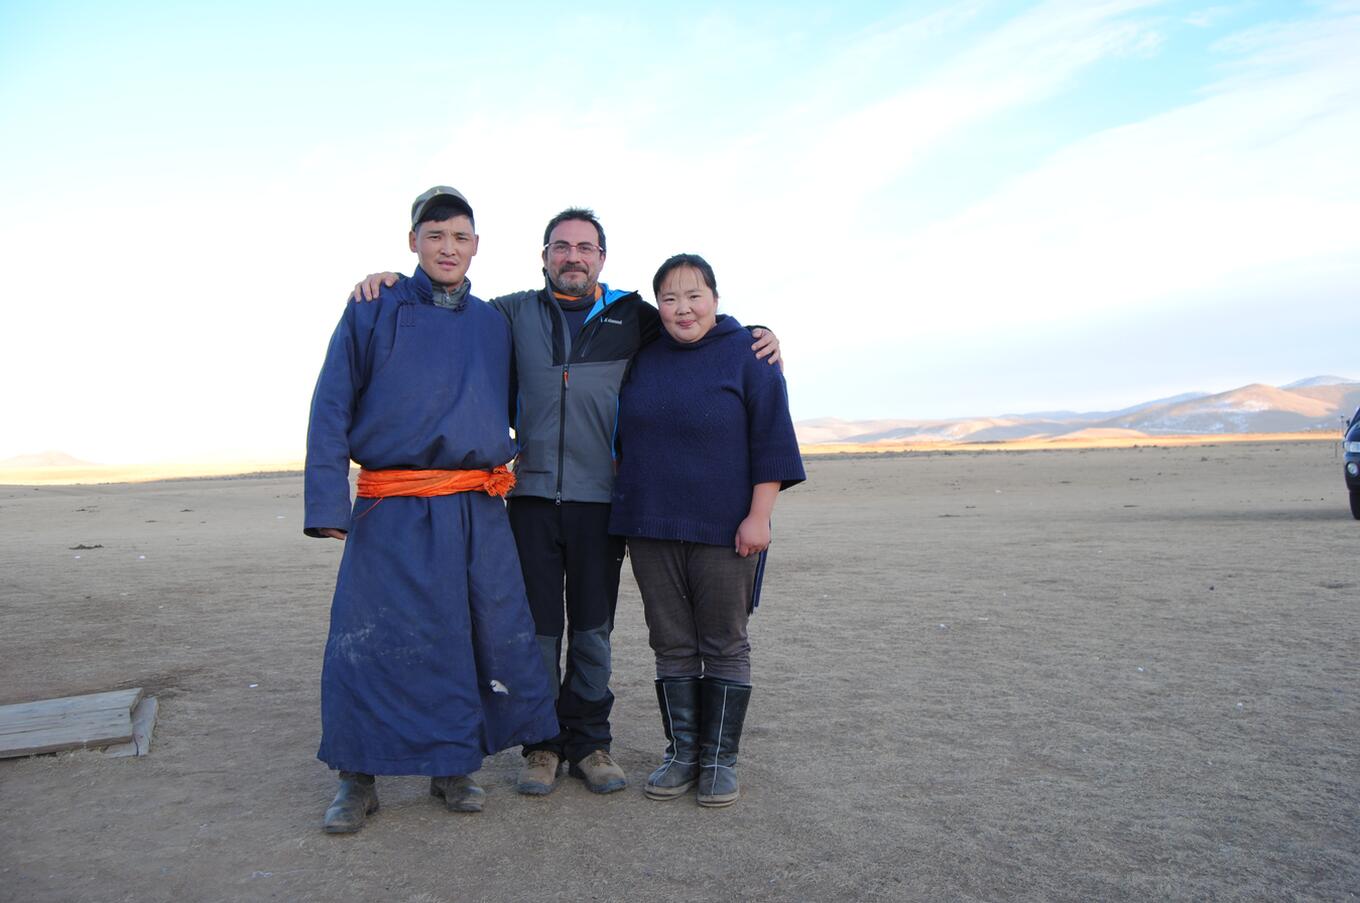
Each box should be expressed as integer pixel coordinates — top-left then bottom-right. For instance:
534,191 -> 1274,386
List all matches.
698,678 -> 751,767
696,678 -> 751,807
647,677 -> 703,799
655,677 -> 701,756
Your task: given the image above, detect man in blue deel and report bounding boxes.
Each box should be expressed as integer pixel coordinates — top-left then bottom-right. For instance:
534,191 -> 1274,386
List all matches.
304,186 -> 559,834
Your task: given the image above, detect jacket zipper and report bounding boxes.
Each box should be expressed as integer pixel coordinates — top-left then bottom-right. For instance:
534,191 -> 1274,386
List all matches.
574,310 -> 601,360
551,295 -> 609,506
549,292 -> 575,507
556,364 -> 568,505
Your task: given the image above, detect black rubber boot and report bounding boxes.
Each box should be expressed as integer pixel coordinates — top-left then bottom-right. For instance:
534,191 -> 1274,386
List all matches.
429,775 -> 486,813
697,678 -> 751,808
645,677 -> 701,800
323,772 -> 378,834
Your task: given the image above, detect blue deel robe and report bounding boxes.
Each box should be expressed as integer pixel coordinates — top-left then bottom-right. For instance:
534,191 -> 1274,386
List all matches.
304,267 -> 559,776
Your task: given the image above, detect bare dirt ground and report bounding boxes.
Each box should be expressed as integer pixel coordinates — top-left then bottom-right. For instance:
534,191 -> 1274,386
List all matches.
1,441 -> 1356,902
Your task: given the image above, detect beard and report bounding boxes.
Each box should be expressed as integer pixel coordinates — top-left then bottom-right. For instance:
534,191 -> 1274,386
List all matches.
550,265 -> 594,297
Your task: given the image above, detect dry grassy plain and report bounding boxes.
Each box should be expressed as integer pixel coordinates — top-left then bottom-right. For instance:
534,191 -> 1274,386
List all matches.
1,440 -> 1356,902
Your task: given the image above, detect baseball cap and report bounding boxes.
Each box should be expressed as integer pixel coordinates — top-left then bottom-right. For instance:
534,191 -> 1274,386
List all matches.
411,186 -> 474,227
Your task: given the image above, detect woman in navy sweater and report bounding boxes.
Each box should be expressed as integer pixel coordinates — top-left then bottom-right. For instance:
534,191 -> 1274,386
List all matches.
609,254 -> 805,807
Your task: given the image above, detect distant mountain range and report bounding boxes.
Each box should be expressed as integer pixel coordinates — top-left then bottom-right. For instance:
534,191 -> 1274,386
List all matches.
7,378 -> 1358,469
796,377 -> 1360,446
0,450 -> 95,467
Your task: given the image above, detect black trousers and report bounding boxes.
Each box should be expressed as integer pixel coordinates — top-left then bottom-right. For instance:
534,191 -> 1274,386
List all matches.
507,497 -> 626,763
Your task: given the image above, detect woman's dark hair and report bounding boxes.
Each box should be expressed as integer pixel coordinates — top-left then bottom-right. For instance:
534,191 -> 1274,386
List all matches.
652,254 -> 717,298
542,207 -> 606,252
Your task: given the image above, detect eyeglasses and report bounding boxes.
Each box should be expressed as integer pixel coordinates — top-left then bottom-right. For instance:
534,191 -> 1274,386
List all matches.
545,241 -> 603,258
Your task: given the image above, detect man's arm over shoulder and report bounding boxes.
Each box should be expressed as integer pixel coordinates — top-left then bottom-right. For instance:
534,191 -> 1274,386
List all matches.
350,271 -> 405,303
488,289 -> 538,325
744,322 -> 781,366
634,298 -> 662,345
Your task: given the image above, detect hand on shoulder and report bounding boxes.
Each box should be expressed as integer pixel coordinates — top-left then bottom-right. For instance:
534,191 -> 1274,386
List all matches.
348,272 -> 402,304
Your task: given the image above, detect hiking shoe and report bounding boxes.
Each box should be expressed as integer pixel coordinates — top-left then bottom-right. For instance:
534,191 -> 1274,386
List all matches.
568,749 -> 627,794
516,750 -> 561,796
429,775 -> 485,813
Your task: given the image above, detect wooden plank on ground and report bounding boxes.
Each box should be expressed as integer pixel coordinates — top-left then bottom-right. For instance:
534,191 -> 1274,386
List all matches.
0,715 -> 133,757
0,689 -> 142,758
104,697 -> 159,758
0,689 -> 143,722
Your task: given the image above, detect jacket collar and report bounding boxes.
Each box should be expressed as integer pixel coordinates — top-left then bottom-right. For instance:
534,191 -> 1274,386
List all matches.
540,277 -> 637,323
411,266 -> 472,309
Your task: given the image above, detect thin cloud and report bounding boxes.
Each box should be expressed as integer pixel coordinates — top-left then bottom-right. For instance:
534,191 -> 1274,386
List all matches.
758,1 -> 1359,349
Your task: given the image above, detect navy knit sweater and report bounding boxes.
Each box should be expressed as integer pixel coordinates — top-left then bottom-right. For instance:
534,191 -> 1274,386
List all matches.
608,315 -> 806,546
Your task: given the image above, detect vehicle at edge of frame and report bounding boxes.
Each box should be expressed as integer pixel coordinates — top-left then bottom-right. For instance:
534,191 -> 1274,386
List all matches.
1344,405 -> 1360,520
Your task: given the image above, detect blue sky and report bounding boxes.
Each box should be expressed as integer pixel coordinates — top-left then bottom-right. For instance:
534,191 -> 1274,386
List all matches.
1,0 -> 1355,464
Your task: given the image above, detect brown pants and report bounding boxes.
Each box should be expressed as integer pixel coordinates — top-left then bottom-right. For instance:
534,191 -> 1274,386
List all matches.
627,538 -> 758,684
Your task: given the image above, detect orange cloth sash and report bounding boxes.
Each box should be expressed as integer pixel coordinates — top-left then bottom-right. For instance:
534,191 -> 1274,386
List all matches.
357,466 -> 516,499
